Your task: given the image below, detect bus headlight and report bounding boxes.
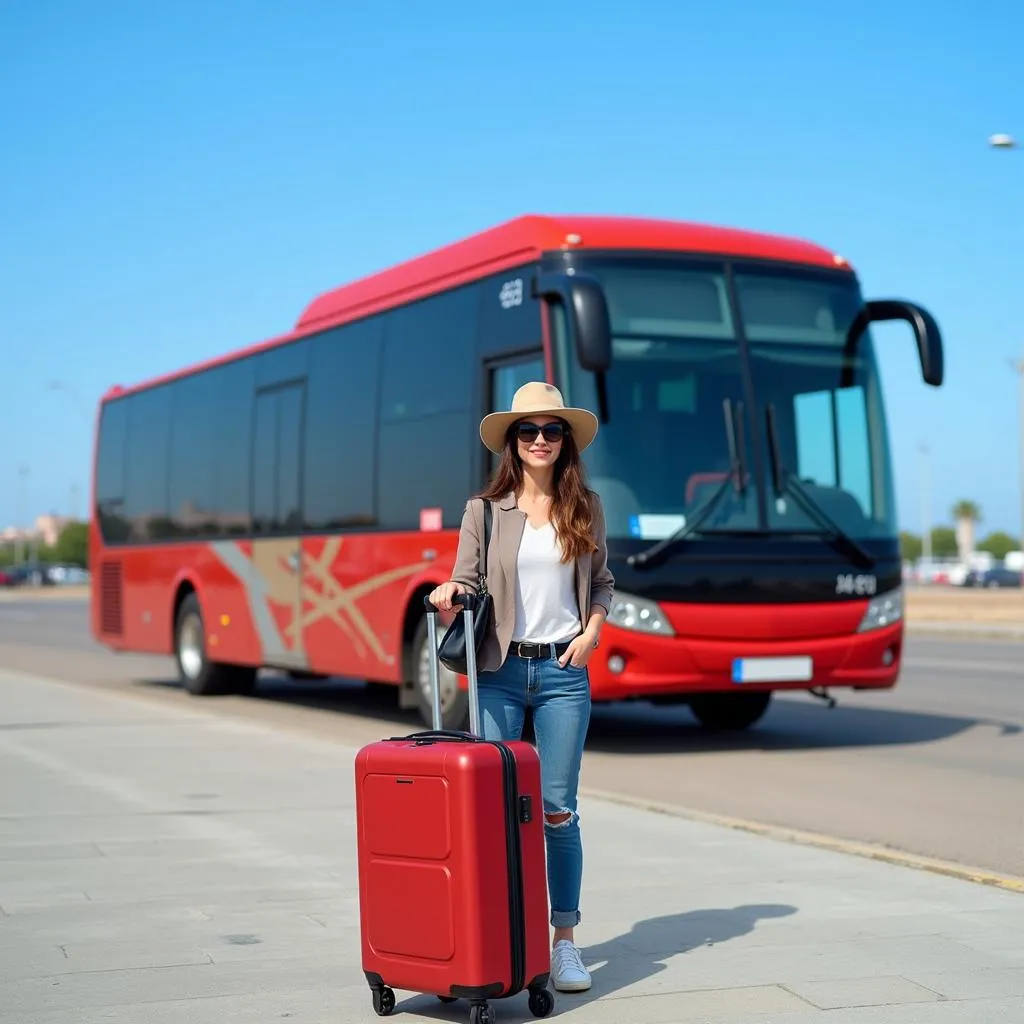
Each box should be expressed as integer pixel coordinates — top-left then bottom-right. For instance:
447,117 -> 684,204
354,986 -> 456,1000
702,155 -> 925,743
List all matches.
857,587 -> 903,632
607,591 -> 675,636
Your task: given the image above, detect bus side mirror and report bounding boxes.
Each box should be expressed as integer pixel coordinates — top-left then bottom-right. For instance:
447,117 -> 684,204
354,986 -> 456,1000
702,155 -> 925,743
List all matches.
841,299 -> 944,388
533,272 -> 612,372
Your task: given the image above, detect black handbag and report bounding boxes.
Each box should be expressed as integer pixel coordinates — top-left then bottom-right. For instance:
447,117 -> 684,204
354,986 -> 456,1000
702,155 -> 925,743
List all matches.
437,499 -> 494,675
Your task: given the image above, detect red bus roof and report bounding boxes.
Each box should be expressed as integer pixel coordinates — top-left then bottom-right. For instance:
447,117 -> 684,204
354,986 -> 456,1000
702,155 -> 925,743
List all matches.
103,213 -> 849,401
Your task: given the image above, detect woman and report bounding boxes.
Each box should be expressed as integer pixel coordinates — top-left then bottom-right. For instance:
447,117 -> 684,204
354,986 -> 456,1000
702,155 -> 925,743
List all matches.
429,381 -> 614,994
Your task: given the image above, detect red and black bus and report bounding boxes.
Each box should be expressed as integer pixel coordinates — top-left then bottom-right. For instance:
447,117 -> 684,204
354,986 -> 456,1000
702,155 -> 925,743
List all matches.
90,214 -> 942,731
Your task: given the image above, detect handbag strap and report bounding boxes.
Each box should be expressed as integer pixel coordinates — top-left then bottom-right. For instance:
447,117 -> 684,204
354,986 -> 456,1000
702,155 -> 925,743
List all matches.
479,499 -> 492,593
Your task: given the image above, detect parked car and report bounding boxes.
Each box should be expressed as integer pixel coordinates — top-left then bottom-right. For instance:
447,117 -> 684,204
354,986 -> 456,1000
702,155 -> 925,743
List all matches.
2,563 -> 57,587
964,565 -> 1022,588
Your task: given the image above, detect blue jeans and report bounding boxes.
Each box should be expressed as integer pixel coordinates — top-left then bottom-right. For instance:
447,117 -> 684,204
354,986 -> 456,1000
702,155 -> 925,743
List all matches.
478,650 -> 591,929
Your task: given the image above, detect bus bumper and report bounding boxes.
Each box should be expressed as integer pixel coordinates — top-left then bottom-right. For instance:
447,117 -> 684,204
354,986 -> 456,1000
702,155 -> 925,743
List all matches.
586,621 -> 903,702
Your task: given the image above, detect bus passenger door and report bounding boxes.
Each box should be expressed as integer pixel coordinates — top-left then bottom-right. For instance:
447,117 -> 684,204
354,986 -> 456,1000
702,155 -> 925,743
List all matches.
251,383 -> 308,671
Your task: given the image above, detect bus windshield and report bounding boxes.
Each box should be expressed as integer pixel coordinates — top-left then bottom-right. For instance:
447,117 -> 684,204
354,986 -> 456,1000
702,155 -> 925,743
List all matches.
558,258 -> 898,545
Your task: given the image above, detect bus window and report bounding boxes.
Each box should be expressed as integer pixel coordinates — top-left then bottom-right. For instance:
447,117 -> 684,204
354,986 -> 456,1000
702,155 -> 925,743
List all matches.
377,285 -> 481,529
488,357 -> 546,475
122,384 -> 173,541
303,320 -> 382,530
169,371 -> 219,537
252,382 -> 306,534
95,397 -> 130,543
212,359 -> 256,536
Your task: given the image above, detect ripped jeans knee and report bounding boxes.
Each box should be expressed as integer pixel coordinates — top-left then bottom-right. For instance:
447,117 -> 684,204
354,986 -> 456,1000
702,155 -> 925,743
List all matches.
544,808 -> 576,829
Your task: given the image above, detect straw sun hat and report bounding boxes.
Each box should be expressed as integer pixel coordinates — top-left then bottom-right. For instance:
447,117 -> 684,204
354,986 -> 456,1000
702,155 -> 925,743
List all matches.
479,381 -> 599,455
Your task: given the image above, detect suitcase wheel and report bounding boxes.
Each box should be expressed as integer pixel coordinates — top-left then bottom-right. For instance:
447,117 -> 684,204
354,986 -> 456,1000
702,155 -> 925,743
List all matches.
468,1004 -> 494,1024
528,987 -> 555,1018
371,985 -> 396,1016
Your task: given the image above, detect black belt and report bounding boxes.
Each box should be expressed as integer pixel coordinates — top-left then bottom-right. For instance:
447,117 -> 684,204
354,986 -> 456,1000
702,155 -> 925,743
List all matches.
511,640 -> 573,660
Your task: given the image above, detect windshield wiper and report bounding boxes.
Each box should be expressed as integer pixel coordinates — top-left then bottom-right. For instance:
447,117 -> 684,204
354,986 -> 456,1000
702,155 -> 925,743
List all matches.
628,398 -> 749,570
764,403 -> 875,569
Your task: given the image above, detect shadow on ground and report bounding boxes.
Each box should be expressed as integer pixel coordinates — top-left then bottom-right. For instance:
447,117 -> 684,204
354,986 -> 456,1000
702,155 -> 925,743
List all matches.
136,671 -> 1021,756
389,903 -> 797,1021
583,694 -> 1021,754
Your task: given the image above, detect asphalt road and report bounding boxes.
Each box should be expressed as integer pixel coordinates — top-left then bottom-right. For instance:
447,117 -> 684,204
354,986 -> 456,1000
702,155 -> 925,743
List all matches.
1,595 -> 1021,880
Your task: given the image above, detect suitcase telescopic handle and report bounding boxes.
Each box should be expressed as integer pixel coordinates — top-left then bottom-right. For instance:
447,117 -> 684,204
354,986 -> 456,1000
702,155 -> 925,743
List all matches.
422,590 -> 482,736
421,592 -> 483,612
400,729 -> 482,745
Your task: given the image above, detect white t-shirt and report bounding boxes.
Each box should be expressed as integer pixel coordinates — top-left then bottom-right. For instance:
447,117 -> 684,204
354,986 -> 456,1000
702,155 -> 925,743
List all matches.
512,522 -> 582,644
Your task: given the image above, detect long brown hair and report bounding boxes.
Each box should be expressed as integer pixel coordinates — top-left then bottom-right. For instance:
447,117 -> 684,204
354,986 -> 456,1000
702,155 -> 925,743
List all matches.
478,421 -> 598,564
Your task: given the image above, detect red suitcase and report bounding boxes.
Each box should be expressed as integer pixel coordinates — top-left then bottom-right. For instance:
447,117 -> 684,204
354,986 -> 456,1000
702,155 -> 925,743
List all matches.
355,594 -> 554,1024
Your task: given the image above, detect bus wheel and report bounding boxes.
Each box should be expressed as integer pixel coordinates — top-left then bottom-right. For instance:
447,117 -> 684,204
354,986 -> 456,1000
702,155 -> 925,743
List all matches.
689,692 -> 771,731
411,614 -> 469,730
175,592 -> 235,696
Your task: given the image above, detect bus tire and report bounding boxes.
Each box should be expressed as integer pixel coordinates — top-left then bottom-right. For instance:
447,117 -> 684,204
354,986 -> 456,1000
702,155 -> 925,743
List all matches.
410,614 -> 469,731
174,592 -> 235,696
689,691 -> 771,731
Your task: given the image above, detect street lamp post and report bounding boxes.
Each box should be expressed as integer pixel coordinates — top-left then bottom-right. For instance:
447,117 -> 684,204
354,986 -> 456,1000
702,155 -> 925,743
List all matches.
919,442 -> 931,566
1012,357 -> 1024,552
15,465 -> 29,565
989,134 -> 1024,550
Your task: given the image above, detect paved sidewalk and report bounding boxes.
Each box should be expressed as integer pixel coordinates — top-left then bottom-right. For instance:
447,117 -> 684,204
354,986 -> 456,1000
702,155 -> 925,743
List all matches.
0,669 -> 1021,1023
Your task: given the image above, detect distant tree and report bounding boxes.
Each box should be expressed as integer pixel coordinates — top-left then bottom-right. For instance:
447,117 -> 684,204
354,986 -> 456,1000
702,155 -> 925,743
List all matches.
930,526 -> 958,558
54,521 -> 89,568
977,531 -> 1019,560
951,499 -> 981,520
899,531 -> 922,561
951,499 -> 982,559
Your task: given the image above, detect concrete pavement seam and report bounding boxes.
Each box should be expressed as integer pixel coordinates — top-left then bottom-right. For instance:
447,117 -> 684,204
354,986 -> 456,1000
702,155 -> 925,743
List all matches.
581,786 -> 1024,896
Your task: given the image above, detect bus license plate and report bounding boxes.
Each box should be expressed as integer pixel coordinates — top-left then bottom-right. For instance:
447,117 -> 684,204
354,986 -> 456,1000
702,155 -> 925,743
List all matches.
732,656 -> 813,684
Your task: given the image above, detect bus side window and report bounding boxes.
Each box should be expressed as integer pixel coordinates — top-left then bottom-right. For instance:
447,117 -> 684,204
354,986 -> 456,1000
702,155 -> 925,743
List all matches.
96,398 -> 131,543
251,382 -> 306,534
303,320 -> 382,531
376,286 -> 480,530
122,384 -> 174,541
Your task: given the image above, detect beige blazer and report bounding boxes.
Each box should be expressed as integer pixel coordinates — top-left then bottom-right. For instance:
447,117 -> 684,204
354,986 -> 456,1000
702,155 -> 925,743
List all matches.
449,490 -> 616,673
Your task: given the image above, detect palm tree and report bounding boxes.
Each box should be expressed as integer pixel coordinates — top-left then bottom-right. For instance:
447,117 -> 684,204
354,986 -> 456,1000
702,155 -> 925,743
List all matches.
951,499 -> 982,560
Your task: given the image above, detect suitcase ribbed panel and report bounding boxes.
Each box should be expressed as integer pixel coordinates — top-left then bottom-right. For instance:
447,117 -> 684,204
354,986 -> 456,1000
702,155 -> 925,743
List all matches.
100,562 -> 123,635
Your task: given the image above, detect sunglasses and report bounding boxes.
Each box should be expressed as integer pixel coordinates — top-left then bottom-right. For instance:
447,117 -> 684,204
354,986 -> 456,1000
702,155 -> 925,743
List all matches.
515,421 -> 567,444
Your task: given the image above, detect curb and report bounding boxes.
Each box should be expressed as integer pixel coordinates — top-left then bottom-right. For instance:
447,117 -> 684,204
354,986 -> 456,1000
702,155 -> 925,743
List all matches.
0,586 -> 91,602
581,786 -> 1024,895
906,622 -> 1024,641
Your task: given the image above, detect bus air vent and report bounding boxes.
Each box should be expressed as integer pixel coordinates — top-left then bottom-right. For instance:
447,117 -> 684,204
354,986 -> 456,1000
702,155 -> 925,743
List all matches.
100,562 -> 123,635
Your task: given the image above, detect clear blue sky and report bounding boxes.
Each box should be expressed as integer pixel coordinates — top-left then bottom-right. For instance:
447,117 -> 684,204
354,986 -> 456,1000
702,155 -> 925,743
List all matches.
2,0 -> 1022,539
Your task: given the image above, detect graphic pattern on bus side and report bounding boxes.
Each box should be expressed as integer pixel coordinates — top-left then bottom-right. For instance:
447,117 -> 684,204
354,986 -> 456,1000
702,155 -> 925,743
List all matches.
210,538 -> 433,669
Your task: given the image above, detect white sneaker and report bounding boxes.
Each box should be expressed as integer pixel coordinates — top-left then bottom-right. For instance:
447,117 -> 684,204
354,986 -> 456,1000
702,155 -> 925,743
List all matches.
550,939 -> 591,992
